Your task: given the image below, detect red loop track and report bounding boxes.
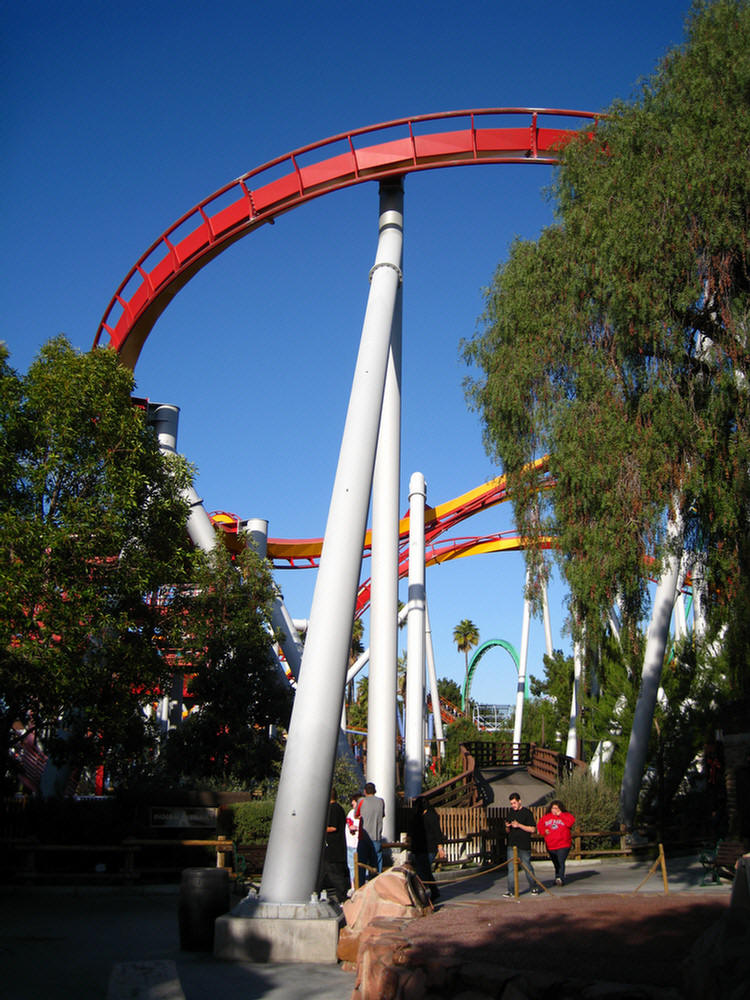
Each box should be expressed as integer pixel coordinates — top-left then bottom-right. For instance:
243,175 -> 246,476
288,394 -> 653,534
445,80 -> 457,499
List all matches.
94,108 -> 598,368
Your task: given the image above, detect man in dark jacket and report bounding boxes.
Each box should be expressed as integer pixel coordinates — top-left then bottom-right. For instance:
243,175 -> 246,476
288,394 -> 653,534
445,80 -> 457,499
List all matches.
320,788 -> 349,902
504,791 -> 540,896
408,796 -> 446,901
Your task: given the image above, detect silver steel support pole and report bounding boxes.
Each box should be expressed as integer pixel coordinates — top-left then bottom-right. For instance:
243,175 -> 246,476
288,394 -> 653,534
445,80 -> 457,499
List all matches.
149,402 -> 218,553
247,518 -> 305,682
260,180 -> 404,904
566,638 -> 582,759
424,600 -> 445,757
512,568 -> 531,757
367,284 -> 402,843
404,472 -> 426,800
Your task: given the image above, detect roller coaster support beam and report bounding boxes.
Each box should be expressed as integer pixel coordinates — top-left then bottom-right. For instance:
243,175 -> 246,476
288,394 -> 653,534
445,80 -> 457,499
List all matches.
512,567 -> 532,760
367,278 -> 402,843
566,635 -> 583,759
425,599 -> 445,757
405,471 -> 427,800
260,180 -> 404,904
246,519 -> 305,683
149,402 -> 217,553
149,402 -> 217,728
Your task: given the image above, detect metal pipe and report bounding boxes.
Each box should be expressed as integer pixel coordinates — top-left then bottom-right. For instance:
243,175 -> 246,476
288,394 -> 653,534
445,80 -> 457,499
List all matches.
512,568 -> 532,756
259,180 -> 404,904
367,281 -> 402,842
404,471 -> 426,799
424,599 -> 445,756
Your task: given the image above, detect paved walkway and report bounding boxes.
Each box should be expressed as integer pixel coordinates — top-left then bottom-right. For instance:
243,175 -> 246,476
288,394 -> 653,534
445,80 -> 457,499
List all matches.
0,851 -> 731,1000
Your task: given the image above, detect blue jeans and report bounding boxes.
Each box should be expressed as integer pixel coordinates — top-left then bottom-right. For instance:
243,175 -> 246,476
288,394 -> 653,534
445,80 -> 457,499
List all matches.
549,846 -> 570,882
507,846 -> 535,891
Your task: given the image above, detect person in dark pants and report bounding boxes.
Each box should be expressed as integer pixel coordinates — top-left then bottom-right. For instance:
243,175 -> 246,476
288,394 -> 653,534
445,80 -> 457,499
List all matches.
504,791 -> 540,896
320,788 -> 349,902
408,796 -> 446,901
537,800 -> 576,885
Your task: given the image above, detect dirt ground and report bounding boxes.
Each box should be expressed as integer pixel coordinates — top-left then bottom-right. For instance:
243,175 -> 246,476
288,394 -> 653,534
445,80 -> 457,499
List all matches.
404,893 -> 729,990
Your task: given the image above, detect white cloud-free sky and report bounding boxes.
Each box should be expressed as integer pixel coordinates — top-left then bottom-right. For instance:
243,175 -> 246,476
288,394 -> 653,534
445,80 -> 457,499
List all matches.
3,0 -> 691,706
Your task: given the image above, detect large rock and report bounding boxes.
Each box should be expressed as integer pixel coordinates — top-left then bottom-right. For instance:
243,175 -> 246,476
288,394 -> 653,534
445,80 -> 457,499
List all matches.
337,866 -> 431,965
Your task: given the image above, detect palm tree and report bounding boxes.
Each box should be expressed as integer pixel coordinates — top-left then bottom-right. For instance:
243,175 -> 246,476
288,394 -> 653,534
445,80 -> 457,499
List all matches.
452,619 -> 479,715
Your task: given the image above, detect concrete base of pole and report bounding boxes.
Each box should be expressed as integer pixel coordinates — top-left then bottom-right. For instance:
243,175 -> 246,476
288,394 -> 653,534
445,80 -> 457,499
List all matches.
214,893 -> 344,964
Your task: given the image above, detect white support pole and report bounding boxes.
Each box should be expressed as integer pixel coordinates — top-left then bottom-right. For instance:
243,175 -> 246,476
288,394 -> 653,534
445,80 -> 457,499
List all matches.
149,402 -> 217,553
620,505 -> 683,829
246,518 -> 305,683
566,637 -> 583,759
425,600 -> 445,758
260,180 -> 404,904
512,568 -> 532,759
367,282 -> 402,843
405,472 -> 426,800
346,603 -> 408,685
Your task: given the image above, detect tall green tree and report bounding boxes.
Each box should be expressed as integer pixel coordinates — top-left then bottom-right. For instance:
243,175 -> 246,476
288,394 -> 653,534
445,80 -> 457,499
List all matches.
463,0 -> 750,824
0,337 -> 194,790
161,541 -> 292,788
452,619 -> 479,711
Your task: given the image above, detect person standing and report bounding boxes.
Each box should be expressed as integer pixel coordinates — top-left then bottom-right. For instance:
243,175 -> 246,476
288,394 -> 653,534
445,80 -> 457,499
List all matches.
504,791 -> 540,896
358,781 -> 385,876
320,788 -> 349,902
345,794 -> 361,891
408,796 -> 446,901
537,800 -> 576,885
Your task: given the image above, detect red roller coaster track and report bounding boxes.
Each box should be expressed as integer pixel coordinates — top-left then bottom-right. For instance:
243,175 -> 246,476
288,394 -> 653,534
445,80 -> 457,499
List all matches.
93,109 -> 595,608
93,108 -> 598,368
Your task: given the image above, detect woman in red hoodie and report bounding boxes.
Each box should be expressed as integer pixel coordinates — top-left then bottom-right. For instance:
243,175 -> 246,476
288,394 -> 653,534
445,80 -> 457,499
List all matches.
537,800 -> 576,886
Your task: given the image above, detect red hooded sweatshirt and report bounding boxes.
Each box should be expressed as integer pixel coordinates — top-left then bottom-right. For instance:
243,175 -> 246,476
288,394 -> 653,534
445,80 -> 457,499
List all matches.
537,810 -> 576,850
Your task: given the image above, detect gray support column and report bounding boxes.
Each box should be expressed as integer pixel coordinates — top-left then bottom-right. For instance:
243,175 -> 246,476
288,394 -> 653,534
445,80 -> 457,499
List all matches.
512,568 -> 532,758
367,282 -> 402,843
149,402 -> 217,553
424,600 -> 445,757
259,180 -> 404,904
566,637 -> 583,759
404,472 -> 426,800
247,517 -> 304,683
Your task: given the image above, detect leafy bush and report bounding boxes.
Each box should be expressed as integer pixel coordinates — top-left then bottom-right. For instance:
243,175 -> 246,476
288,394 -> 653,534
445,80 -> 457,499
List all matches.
227,799 -> 276,843
444,717 -> 483,771
552,770 -> 620,834
332,751 -> 363,803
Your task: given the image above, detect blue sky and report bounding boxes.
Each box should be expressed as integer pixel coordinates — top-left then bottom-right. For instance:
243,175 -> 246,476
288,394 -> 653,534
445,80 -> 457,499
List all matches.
3,0 -> 691,707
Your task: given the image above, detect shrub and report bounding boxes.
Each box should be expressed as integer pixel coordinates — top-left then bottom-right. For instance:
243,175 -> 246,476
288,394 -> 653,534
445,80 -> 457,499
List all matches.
552,770 -> 620,835
332,751 -> 363,803
228,799 -> 276,843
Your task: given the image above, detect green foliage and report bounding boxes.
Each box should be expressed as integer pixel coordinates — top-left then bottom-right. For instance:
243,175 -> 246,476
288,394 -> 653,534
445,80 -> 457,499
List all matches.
332,750 -> 363,803
0,337 -> 194,787
444,716 -> 484,771
553,769 -> 620,834
347,674 -> 368,731
159,542 -> 292,789
227,799 -> 276,843
463,0 -> 750,680
437,676 -> 462,709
